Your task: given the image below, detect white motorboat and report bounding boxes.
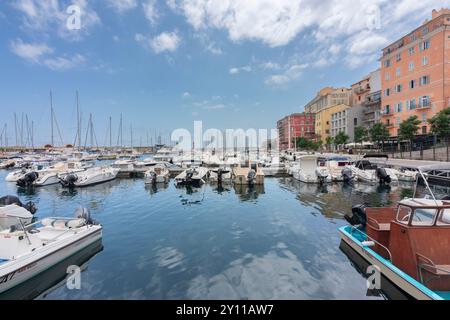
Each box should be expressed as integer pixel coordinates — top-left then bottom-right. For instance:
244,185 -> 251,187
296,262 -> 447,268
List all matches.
350,155 -> 398,184
34,161 -> 89,187
326,156 -> 357,182
174,167 -> 209,187
0,160 -> 16,170
262,157 -> 286,177
153,148 -> 178,163
0,208 -> 102,294
60,166 -> 119,188
292,155 -> 331,184
209,167 -> 232,184
390,168 -> 418,182
144,165 -> 170,184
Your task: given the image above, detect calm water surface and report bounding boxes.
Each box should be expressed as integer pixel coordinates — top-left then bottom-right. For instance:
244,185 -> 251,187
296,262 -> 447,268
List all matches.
0,168 -> 443,300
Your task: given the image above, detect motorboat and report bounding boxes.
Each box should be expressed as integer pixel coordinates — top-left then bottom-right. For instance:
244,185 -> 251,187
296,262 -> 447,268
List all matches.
326,156 -> 357,182
209,167 -> 232,184
174,167 -> 209,187
350,155 -> 398,185
292,155 -> 331,184
34,161 -> 89,187
144,165 -> 170,184
0,160 -> 16,170
153,148 -> 178,163
0,208 -> 102,294
232,163 -> 264,186
391,168 -> 418,182
59,166 -> 119,188
0,205 -> 34,231
340,164 -> 450,300
261,157 -> 287,177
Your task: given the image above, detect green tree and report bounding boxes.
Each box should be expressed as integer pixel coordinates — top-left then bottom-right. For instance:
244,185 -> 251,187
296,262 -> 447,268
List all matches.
354,126 -> 368,150
429,107 -> 450,161
334,131 -> 349,150
398,115 -> 421,159
369,123 -> 390,152
325,136 -> 334,151
295,137 -> 318,151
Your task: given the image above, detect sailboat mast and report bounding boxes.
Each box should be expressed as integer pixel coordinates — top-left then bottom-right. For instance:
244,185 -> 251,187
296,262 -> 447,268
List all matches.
50,91 -> 54,147
109,116 -> 112,148
76,91 -> 81,150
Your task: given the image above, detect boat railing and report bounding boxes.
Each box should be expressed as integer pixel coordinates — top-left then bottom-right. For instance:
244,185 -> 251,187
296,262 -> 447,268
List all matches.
350,226 -> 393,261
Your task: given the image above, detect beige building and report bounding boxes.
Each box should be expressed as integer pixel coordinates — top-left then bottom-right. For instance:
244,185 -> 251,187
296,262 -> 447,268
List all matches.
304,87 -> 352,114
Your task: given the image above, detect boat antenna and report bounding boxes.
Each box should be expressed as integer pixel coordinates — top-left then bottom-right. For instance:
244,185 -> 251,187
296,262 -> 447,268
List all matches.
415,166 -> 438,205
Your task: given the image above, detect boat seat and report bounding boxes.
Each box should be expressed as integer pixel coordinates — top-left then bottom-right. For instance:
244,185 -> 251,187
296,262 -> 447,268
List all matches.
367,217 -> 391,231
416,253 -> 450,276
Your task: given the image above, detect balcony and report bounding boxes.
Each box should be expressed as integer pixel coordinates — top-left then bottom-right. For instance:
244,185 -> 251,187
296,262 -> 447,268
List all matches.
381,110 -> 392,117
354,86 -> 371,95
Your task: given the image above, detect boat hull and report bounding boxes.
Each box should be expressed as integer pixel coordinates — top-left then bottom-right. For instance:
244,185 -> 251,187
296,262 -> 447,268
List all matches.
339,226 -> 444,300
0,226 -> 102,294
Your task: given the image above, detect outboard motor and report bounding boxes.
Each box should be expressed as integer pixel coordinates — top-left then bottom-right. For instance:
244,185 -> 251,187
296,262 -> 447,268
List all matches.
16,171 -> 39,188
315,168 -> 329,185
344,204 -> 367,228
185,169 -> 195,184
148,171 -> 157,185
0,195 -> 37,214
60,173 -> 78,188
376,168 -> 391,185
74,207 -> 96,225
217,168 -> 224,184
247,170 -> 256,186
341,167 -> 354,184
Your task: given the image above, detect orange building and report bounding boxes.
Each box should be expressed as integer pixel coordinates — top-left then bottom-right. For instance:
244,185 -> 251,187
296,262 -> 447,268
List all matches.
380,8 -> 450,136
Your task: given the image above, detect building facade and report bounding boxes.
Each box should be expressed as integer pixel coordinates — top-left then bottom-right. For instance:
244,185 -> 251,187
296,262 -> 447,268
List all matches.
277,113 -> 315,151
380,8 -> 450,136
315,103 -> 350,144
330,105 -> 364,142
352,69 -> 382,129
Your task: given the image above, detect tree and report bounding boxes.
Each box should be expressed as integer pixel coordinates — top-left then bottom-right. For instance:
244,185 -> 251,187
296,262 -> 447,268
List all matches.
429,107 -> 450,161
369,123 -> 390,152
295,137 -> 318,151
354,126 -> 368,149
398,115 -> 421,159
334,131 -> 349,150
325,136 -> 334,151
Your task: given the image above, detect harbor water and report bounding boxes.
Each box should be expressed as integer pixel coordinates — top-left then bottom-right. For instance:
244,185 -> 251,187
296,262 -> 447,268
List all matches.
0,169 -> 447,300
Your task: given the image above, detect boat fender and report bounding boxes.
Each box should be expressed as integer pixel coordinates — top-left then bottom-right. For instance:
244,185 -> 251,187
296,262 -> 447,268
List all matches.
344,204 -> 367,227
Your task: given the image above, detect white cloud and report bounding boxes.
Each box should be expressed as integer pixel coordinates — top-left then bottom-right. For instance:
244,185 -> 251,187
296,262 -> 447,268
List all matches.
229,65 -> 251,75
43,54 -> 86,70
261,61 -> 281,70
203,104 -> 226,110
265,63 -> 308,86
107,0 -> 138,13
136,31 -> 181,54
13,0 -> 100,41
167,0 -> 445,68
9,39 -> 53,63
143,0 -> 159,25
10,38 -> 87,71
182,92 -> 191,98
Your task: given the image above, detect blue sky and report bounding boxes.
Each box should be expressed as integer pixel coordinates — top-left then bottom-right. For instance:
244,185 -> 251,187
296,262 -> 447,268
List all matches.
0,0 -> 445,146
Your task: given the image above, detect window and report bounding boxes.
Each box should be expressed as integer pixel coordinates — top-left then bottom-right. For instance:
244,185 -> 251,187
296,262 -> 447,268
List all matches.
420,75 -> 430,85
422,56 -> 428,66
354,118 -> 358,126
408,46 -> 415,55
385,72 -> 390,81
383,59 -> 391,68
396,67 -> 401,77
412,208 -> 437,226
409,79 -> 417,89
409,98 -> 417,110
422,26 -> 429,36
422,126 -> 427,134
420,96 -> 430,108
395,102 -> 403,113
397,206 -> 412,224
384,105 -> 390,114
396,117 -> 401,125
409,61 -> 415,71
437,209 -> 450,226
420,40 -> 430,51
396,53 -> 401,62
385,88 -> 390,97
410,34 -> 417,42
395,84 -> 402,93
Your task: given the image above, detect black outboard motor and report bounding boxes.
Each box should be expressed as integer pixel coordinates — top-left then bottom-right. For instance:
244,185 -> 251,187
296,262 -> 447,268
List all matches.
74,207 -> 96,225
16,172 -> 39,188
0,195 -> 37,214
376,168 -> 392,185
60,173 -> 78,188
341,167 -> 354,184
247,170 -> 256,186
344,204 -> 367,228
185,169 -> 195,184
148,171 -> 157,185
217,168 -> 224,184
